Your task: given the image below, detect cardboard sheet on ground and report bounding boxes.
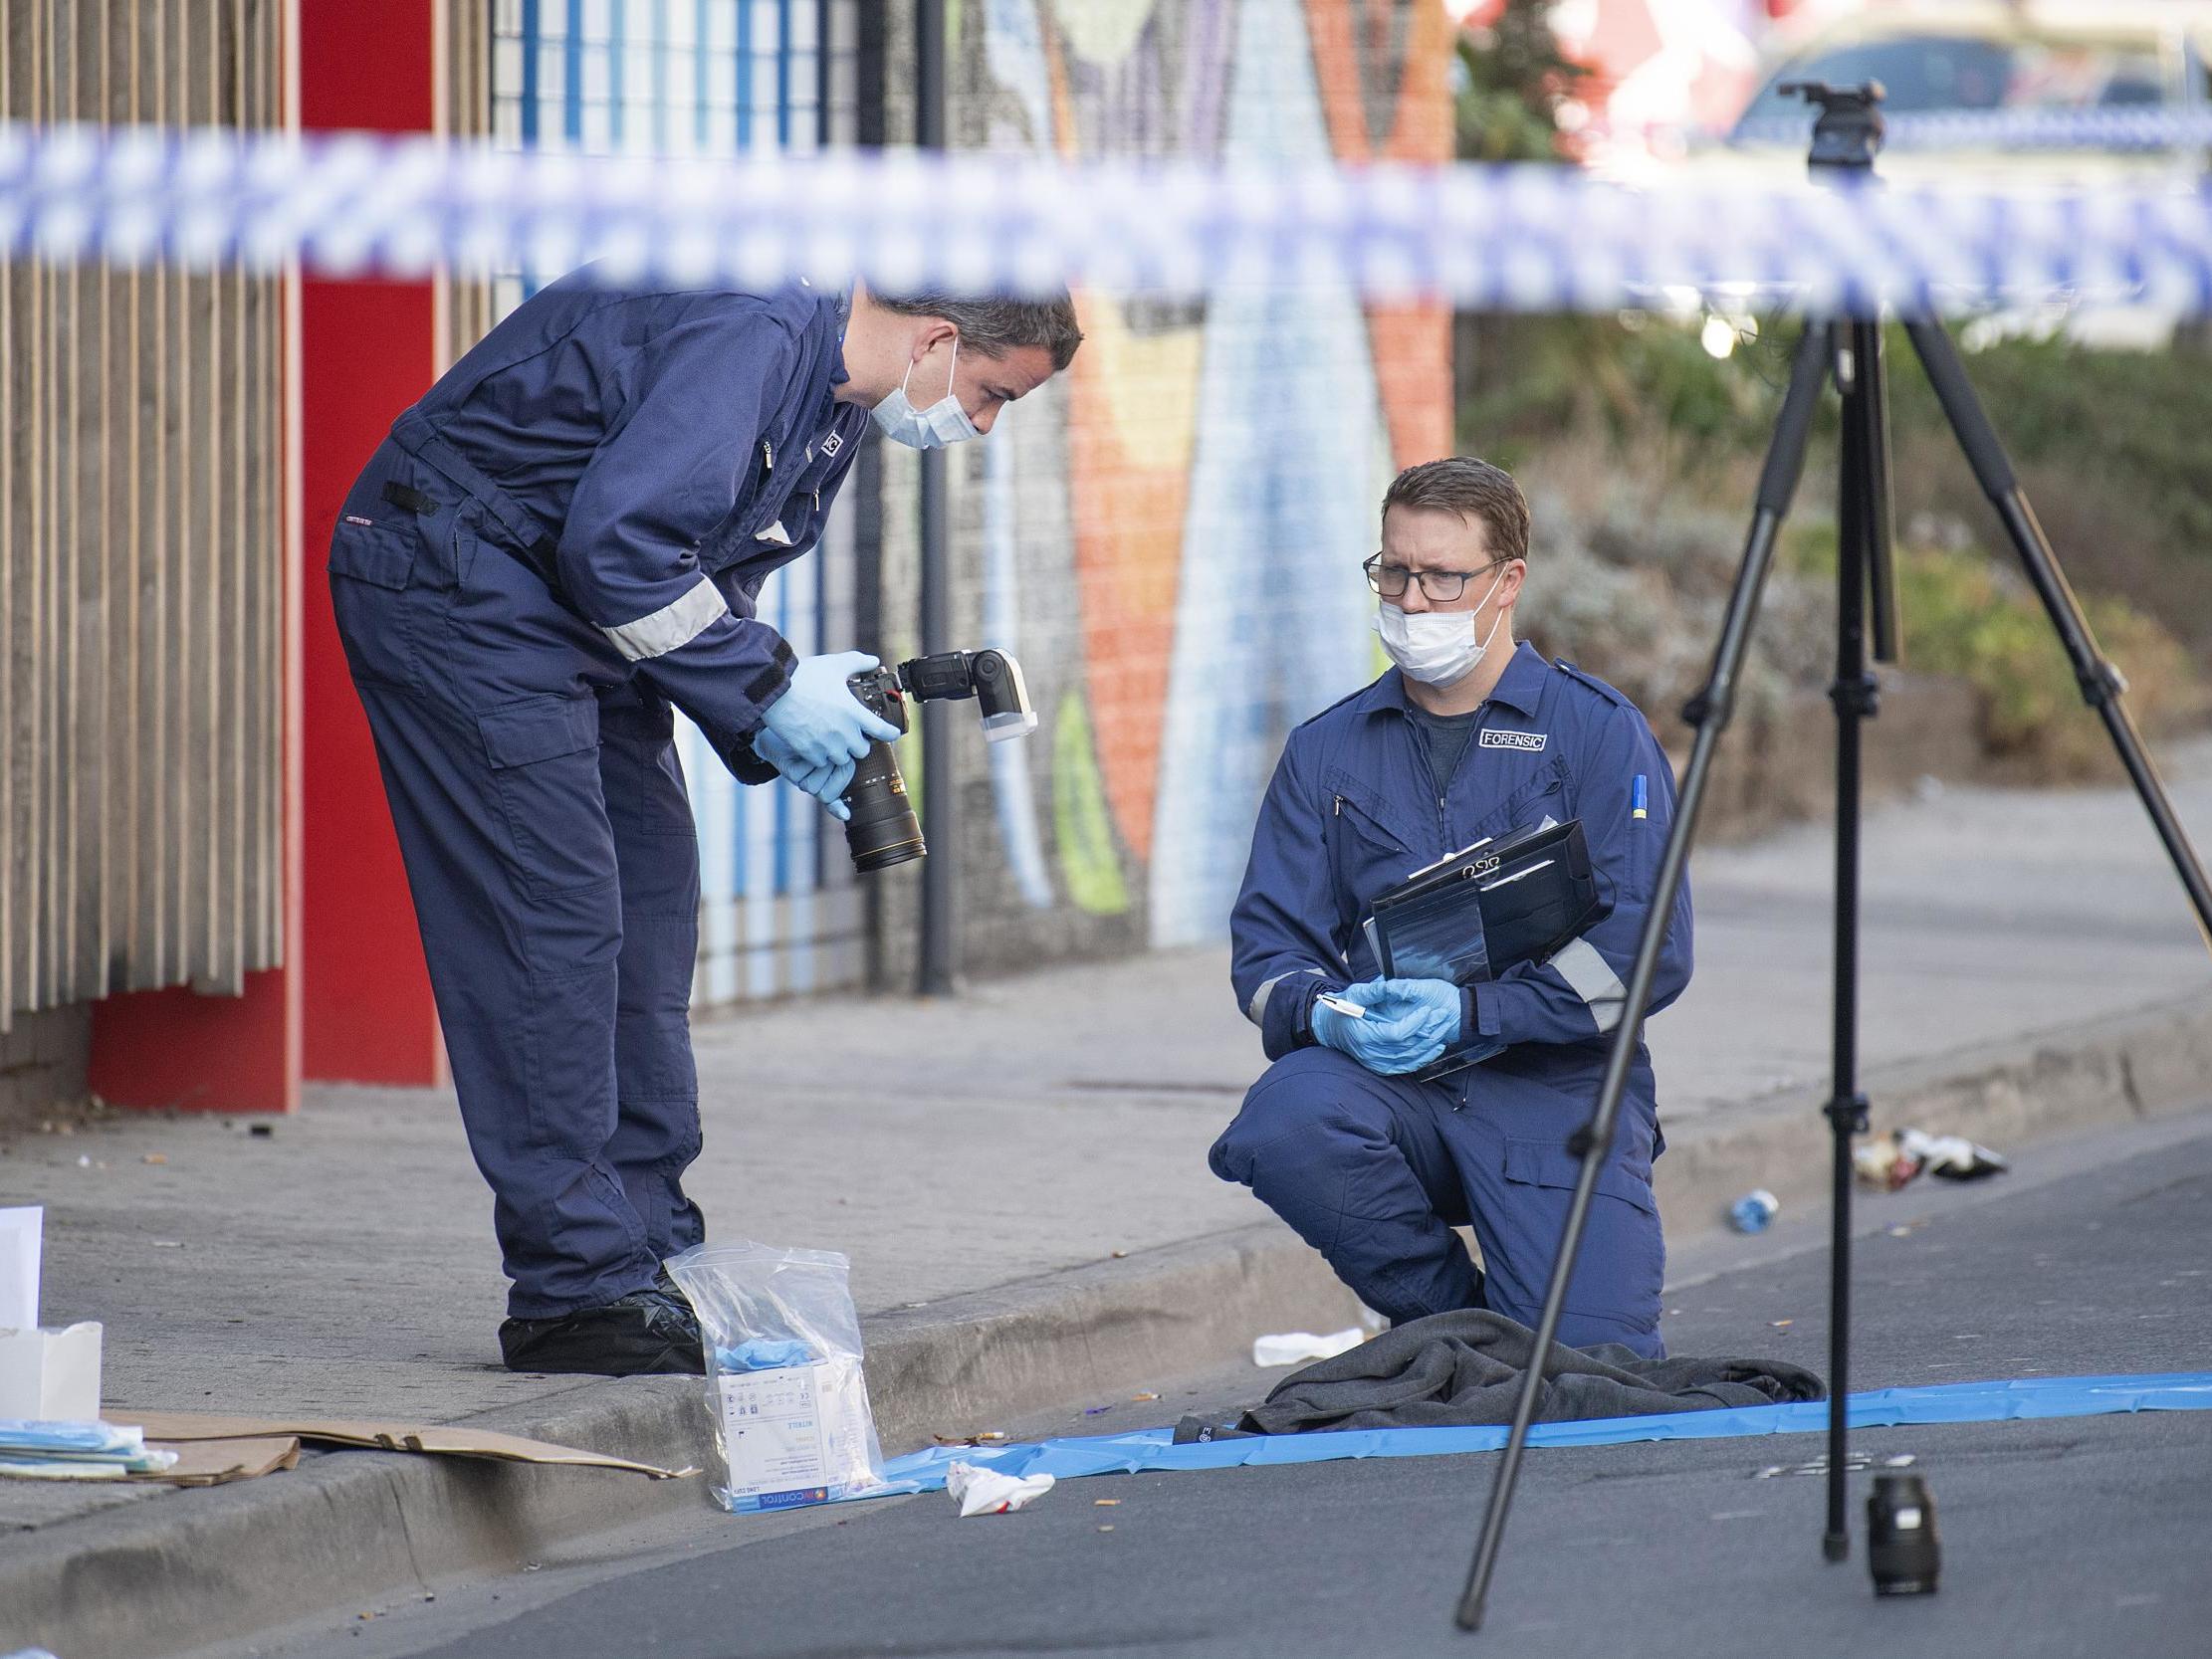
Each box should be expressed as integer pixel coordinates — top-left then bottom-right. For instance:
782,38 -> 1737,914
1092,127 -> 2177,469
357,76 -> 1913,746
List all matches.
139,1435 -> 303,1486
848,1373 -> 2212,1500
112,1411 -> 695,1480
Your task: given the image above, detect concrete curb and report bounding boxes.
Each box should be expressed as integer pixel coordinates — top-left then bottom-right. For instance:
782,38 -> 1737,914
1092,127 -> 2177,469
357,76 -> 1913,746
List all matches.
6,996 -> 2207,1659
1652,993 -> 2212,1232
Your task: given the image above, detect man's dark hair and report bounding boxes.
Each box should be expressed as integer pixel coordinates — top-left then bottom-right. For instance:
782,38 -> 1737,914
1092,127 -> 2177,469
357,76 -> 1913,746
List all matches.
875,290 -> 1083,372
1382,457 -> 1530,565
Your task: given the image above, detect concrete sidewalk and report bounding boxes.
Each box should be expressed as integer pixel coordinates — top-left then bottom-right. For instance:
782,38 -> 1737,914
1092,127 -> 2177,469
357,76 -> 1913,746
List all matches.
5,741 -> 2211,1657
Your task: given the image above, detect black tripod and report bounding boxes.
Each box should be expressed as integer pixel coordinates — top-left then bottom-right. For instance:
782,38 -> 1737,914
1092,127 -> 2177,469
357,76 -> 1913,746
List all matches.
1456,82 -> 2212,1631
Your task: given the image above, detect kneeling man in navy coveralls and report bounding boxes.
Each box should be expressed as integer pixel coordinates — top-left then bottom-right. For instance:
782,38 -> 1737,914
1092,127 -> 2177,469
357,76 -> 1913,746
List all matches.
1212,458 -> 1692,1358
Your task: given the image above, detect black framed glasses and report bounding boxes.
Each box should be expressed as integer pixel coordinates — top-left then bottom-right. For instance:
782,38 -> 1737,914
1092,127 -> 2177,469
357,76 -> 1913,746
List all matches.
1363,554 -> 1503,604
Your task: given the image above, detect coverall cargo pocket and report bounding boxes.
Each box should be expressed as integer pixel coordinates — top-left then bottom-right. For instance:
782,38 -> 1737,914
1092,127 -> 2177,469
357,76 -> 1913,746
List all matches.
1500,1137 -> 1662,1319
1501,1139 -> 1656,1213
1466,761 -> 1566,845
478,696 -> 617,899
328,517 -> 418,590
328,520 -> 423,690
523,963 -> 620,1156
1324,769 -> 1418,917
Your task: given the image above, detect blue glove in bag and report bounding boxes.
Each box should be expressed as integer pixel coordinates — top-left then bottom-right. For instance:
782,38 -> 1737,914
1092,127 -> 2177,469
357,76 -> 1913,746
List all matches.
664,1240 -> 887,1513
715,1338 -> 818,1372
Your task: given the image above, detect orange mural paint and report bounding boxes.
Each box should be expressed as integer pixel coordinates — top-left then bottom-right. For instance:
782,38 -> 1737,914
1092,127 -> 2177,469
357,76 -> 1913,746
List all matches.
1306,0 -> 1457,470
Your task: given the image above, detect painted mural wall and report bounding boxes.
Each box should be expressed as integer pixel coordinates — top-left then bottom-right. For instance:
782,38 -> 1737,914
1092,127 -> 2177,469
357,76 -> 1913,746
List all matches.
878,0 -> 1454,976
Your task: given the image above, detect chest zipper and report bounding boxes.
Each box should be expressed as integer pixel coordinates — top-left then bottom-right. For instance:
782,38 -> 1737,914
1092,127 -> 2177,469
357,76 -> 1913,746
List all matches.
1435,708 -> 1488,853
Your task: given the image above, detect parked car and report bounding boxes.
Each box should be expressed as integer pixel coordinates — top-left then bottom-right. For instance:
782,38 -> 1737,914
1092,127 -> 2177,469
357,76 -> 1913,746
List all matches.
1689,3 -> 2212,346
1731,1 -> 2208,145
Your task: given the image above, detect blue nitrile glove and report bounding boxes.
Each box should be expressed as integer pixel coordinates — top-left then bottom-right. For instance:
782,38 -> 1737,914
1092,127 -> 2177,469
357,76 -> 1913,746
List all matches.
1348,977 -> 1462,1054
753,726 -> 856,821
759,649 -> 902,787
715,1338 -> 817,1372
1313,978 -> 1460,1076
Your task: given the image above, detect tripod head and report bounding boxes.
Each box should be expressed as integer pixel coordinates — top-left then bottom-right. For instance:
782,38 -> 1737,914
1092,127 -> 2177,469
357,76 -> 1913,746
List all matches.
1780,80 -> 1886,176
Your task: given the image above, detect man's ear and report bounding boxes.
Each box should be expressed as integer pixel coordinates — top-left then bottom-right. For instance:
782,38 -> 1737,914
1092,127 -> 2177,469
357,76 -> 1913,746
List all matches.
911,317 -> 958,362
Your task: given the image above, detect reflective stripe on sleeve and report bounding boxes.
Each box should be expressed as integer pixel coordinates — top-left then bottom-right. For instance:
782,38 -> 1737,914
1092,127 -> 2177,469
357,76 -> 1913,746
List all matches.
1550,937 -> 1628,1033
600,576 -> 730,662
1245,966 -> 1324,1027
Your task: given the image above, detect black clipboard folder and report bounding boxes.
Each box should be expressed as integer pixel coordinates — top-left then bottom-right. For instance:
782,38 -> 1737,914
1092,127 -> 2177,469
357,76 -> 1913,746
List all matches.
1364,817 -> 1604,990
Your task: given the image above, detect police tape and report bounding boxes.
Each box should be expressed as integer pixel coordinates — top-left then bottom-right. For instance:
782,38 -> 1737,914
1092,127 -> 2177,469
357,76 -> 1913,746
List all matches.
3,121 -> 2210,317
1734,105 -> 2212,153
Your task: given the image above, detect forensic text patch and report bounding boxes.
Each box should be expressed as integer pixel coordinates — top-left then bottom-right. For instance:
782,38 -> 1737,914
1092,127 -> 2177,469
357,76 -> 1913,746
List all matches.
1479,728 -> 1547,751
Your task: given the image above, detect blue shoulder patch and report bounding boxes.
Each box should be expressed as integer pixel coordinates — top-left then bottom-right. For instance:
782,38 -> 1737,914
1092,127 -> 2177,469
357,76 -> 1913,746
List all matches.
1552,658 -> 1638,712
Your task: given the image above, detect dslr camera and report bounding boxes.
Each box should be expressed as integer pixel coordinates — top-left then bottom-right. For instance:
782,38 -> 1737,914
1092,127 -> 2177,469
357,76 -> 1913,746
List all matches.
841,649 -> 1036,872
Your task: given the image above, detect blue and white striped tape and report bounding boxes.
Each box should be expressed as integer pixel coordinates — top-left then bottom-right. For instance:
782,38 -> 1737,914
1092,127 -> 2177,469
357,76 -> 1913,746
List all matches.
1734,105 -> 2212,154
1735,105 -> 2212,153
2,121 -> 2210,317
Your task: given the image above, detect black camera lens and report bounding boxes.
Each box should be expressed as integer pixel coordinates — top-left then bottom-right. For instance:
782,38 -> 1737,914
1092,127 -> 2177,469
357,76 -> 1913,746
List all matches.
1867,1473 -> 1939,1596
843,770 -> 924,872
839,668 -> 923,872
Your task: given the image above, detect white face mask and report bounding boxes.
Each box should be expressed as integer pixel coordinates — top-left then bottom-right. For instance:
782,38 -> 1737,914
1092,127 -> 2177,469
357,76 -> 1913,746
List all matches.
1373,569 -> 1506,687
870,335 -> 981,450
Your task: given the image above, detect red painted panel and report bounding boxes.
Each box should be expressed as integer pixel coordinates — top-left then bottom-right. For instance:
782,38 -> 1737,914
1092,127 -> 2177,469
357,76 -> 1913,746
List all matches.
92,0 -> 449,1110
89,969 -> 301,1115
297,0 -> 448,1086
300,278 -> 446,1086
300,0 -> 436,133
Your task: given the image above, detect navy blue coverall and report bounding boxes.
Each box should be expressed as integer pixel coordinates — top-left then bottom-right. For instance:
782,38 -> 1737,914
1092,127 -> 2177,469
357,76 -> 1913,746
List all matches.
1211,642 -> 1694,1356
328,275 -> 869,1319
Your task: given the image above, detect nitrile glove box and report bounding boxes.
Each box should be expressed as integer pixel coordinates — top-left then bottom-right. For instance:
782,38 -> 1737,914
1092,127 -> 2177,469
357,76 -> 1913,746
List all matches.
0,1323 -> 104,1422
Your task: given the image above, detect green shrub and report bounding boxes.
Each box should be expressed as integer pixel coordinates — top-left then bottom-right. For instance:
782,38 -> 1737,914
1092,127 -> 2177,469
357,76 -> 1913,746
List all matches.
1785,534 -> 2199,778
1461,312 -> 2212,669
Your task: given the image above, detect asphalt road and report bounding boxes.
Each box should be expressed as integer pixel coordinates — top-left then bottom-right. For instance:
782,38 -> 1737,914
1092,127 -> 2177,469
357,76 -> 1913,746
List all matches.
210,1111 -> 2212,1659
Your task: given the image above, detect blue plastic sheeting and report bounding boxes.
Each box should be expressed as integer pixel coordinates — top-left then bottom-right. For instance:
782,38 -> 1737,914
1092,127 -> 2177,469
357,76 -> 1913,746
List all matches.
853,1373 -> 2212,1500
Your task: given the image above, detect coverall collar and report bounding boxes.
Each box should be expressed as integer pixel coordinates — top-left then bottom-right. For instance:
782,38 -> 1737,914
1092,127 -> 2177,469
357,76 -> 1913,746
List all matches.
1353,639 -> 1548,723
829,287 -> 854,388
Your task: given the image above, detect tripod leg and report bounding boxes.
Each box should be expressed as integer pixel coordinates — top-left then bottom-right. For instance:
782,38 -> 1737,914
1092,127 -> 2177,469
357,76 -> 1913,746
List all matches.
1902,319 -> 2212,950
1822,320 -> 1885,1562
1454,321 -> 1833,1633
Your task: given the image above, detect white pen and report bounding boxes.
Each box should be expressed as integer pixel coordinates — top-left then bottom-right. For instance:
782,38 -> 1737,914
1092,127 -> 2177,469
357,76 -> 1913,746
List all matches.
1316,992 -> 1367,1020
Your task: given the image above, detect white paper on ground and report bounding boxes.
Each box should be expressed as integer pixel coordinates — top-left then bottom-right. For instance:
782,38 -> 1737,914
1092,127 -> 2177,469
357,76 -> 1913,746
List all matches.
1251,1328 -> 1366,1367
944,1460 -> 1055,1517
0,1207 -> 41,1332
0,1323 -> 102,1422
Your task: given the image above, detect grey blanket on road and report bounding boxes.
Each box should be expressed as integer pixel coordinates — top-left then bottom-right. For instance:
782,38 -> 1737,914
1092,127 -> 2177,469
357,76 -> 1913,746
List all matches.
1240,1310 -> 1825,1435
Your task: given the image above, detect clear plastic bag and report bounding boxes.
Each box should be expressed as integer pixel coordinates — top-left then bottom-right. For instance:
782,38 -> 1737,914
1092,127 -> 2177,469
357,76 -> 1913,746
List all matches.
664,1240 -> 886,1513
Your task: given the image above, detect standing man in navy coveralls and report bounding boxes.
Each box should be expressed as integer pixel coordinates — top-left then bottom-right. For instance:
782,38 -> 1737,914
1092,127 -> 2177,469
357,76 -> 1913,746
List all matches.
329,275 -> 1080,1374
1211,458 -> 1692,1358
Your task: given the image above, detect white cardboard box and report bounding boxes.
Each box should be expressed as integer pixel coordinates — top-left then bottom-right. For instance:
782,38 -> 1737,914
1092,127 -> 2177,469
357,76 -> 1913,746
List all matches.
0,1323 -> 103,1421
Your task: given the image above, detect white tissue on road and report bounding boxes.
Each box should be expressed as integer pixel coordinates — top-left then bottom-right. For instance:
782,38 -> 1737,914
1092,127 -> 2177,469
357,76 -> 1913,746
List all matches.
1251,1328 -> 1366,1367
945,1460 -> 1055,1517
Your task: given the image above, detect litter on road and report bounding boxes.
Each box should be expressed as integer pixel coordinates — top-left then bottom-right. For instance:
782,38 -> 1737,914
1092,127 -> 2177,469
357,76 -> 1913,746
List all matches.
1855,1128 -> 2010,1190
1727,1189 -> 1780,1233
945,1461 -> 1054,1517
1251,1329 -> 1365,1367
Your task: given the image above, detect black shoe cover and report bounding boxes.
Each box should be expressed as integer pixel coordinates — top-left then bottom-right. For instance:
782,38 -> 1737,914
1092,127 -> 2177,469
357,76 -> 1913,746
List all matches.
500,1286 -> 706,1376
